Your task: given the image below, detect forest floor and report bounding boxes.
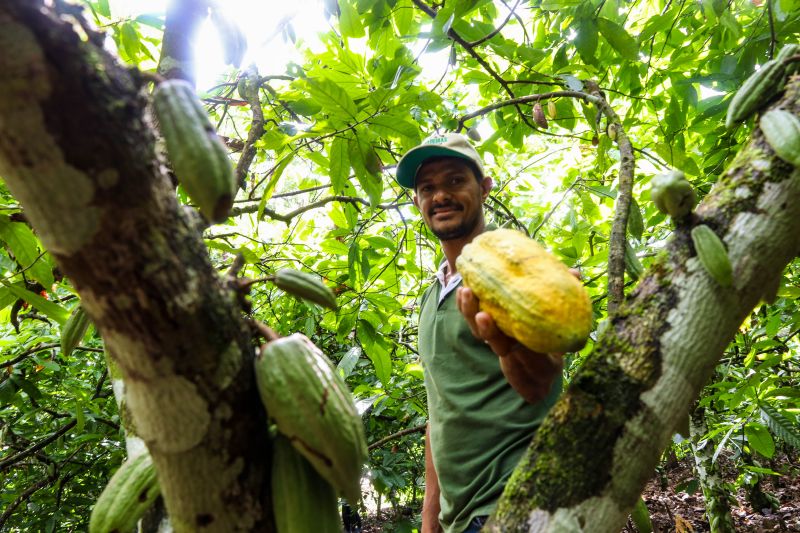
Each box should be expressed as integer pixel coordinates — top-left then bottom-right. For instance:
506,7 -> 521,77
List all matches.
358,451 -> 800,532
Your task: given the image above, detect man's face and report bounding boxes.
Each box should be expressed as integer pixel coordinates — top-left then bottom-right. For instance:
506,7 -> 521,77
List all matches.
412,157 -> 492,241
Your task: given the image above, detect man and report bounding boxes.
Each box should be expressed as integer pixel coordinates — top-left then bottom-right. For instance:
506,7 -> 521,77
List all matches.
395,133 -> 563,533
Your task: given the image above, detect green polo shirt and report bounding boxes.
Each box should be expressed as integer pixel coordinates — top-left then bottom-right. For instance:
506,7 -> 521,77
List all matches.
419,278 -> 562,533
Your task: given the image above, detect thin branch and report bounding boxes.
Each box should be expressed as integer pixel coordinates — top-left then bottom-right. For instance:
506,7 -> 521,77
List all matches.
468,0 -> 521,47
767,0 -> 776,59
2,343 -> 59,368
531,178 -> 582,239
0,469 -> 58,528
0,419 -> 77,472
230,195 -> 410,222
235,68 -> 266,190
368,424 -> 426,451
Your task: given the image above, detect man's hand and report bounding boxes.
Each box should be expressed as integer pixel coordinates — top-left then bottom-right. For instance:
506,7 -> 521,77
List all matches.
456,286 -> 563,404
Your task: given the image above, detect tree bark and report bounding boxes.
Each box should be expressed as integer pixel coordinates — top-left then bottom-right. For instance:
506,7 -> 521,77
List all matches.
489,83 -> 800,531
0,2 -> 272,531
689,405 -> 736,533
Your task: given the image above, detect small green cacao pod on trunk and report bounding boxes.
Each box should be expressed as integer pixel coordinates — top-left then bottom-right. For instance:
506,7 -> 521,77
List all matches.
274,268 -> 338,310
760,110 -> 800,166
691,224 -> 733,287
61,304 -> 92,357
254,333 -> 367,503
726,59 -> 787,128
89,452 -> 160,533
272,435 -> 342,533
624,241 -> 644,281
650,170 -> 696,220
153,80 -> 236,223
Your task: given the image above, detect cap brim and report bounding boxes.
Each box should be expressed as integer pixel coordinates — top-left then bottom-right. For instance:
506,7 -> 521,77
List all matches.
395,146 -> 478,188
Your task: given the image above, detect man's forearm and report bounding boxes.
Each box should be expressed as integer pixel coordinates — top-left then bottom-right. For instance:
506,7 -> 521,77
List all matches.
422,424 -> 443,533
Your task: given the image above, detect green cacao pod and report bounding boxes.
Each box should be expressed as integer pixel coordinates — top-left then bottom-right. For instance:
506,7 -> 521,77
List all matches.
272,435 -> 342,533
274,268 -> 338,310
254,333 -> 367,503
61,304 -> 92,357
153,79 -> 236,223
725,59 -> 787,129
89,452 -> 160,533
624,241 -> 644,281
650,170 -> 696,219
547,100 -> 557,119
776,43 -> 800,62
760,109 -> 800,166
691,224 -> 733,288
456,229 -> 592,354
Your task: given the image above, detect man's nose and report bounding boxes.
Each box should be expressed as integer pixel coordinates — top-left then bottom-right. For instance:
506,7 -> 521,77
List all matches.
431,187 -> 451,203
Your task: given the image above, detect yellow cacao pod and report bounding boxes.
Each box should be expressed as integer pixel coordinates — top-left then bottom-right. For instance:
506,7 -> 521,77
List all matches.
456,229 -> 592,353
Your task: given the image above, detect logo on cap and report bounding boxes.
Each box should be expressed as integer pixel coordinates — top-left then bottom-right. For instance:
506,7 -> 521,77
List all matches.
425,136 -> 448,145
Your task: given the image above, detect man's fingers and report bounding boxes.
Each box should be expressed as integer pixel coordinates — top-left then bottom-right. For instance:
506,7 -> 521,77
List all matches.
474,312 -> 515,357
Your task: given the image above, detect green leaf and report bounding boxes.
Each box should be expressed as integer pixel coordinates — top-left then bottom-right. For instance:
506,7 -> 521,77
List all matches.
257,155 -> 293,220
305,78 -> 359,121
760,403 -> 800,450
0,215 -> 54,287
337,346 -> 361,379
597,18 -> 639,61
628,198 -> 644,241
329,136 -> 350,192
630,496 -> 653,533
338,0 -> 365,38
369,115 -> 421,144
745,422 -> 775,458
1,280 -> 69,325
540,0 -> 585,9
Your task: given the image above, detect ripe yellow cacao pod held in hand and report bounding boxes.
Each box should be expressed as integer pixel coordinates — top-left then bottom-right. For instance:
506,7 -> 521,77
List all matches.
254,333 -> 367,503
456,229 -> 592,354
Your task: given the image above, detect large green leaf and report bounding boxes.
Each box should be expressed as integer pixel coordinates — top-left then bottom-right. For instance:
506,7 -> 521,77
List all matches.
2,280 -> 69,325
745,422 -> 775,458
597,18 -> 639,61
0,216 -> 54,288
305,78 -> 359,121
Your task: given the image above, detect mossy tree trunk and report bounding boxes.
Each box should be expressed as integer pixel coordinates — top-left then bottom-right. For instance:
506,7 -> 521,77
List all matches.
0,2 -> 272,531
488,84 -> 800,531
689,405 -> 737,533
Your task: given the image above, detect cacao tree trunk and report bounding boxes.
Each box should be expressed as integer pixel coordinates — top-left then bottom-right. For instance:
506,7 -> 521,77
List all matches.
689,405 -> 736,533
0,2 -> 272,531
488,82 -> 800,531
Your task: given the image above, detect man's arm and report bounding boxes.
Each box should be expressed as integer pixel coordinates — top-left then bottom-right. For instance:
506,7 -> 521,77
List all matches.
422,424 -> 443,533
456,286 -> 563,403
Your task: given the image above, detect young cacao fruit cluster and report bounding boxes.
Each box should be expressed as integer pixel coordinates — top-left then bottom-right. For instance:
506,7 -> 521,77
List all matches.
691,224 -> 733,287
650,170 -> 696,220
153,80 -> 237,223
456,229 -> 592,354
90,452 -> 160,533
271,435 -> 342,533
759,110 -> 800,166
273,268 -> 338,310
726,43 -> 800,129
254,333 -> 367,504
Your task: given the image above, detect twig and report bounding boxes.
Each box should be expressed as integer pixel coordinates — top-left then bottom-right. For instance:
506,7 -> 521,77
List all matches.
2,343 -> 59,368
368,424 -> 426,451
0,419 -> 77,472
467,0 -> 520,47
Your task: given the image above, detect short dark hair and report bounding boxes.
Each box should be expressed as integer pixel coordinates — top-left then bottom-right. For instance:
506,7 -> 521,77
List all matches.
413,156 -> 483,190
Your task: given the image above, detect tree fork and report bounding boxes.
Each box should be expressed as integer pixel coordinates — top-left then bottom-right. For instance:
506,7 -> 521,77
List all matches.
488,82 -> 800,531
0,2 -> 273,531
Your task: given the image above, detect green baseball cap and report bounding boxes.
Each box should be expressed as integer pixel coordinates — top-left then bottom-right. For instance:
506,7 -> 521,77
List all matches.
395,132 -> 484,188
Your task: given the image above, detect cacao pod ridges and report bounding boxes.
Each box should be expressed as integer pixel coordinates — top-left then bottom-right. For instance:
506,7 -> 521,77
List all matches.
153,79 -> 237,223
273,268 -> 338,310
456,229 -> 592,354
691,224 -> 733,288
760,109 -> 800,166
254,333 -> 367,503
89,452 -> 160,533
272,435 -> 342,533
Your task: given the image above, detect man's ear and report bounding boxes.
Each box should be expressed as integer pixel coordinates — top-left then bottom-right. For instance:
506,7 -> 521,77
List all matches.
480,177 -> 493,200
412,193 -> 420,210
